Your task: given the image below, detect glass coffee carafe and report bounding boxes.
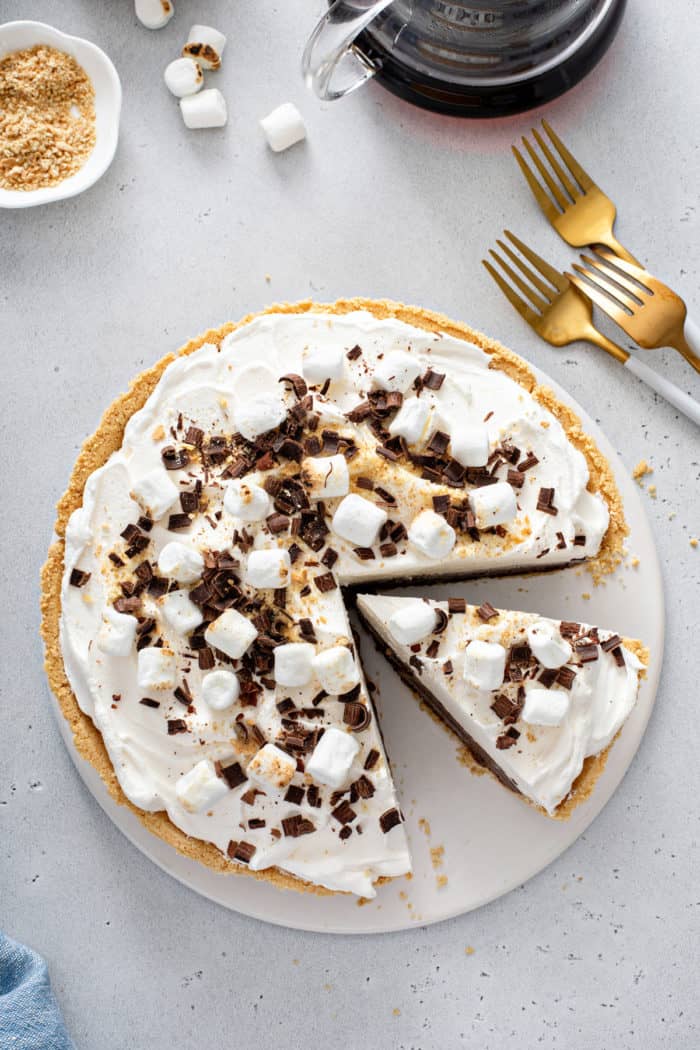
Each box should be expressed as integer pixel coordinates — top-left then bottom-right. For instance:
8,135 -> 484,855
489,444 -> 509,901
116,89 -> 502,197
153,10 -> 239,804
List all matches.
303,0 -> 627,116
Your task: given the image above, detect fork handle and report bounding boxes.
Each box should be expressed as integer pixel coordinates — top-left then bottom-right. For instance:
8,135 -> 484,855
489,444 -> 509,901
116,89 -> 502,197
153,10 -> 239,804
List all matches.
624,354 -> 700,426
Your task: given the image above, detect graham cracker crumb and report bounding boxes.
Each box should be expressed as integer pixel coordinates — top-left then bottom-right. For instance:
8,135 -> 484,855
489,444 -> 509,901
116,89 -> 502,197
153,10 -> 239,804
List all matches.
465,946 -> 475,956
633,460 -> 653,481
581,592 -> 591,600
647,484 -> 657,499
630,556 -> 640,568
691,538 -> 698,549
430,845 -> 445,870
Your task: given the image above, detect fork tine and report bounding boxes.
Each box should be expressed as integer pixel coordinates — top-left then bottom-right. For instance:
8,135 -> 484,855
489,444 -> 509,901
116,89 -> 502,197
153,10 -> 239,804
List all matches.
586,252 -> 651,301
577,255 -> 641,310
594,247 -> 653,288
496,239 -> 554,301
532,127 -> 580,201
541,120 -> 594,193
488,248 -> 548,312
512,145 -> 558,222
566,270 -> 630,324
522,135 -> 569,212
482,259 -> 539,327
504,230 -> 569,294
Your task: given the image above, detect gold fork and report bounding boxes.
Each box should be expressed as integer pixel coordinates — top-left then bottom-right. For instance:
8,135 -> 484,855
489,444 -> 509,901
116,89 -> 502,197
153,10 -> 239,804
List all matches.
512,120 -> 640,266
483,231 -> 700,426
567,250 -> 700,376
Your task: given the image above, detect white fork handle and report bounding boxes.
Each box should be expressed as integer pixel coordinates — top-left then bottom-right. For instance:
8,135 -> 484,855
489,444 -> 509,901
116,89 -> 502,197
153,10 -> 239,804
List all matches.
683,315 -> 700,355
624,354 -> 700,426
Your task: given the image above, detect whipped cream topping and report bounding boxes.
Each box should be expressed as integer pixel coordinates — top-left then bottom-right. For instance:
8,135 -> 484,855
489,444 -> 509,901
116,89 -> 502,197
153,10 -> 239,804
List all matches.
356,594 -> 643,814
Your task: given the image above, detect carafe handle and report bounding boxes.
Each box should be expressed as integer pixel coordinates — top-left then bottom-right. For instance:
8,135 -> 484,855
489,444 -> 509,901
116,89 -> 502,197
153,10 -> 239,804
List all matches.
302,0 -> 394,101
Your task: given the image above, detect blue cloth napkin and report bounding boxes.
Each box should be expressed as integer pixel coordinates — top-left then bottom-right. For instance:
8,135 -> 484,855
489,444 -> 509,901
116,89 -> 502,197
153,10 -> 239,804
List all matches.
0,932 -> 75,1049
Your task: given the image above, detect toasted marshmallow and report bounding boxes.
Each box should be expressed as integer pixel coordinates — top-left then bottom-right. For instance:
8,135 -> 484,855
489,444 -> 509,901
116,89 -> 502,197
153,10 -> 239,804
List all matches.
408,509 -> 456,559
388,602 -> 437,646
302,345 -> 344,384
463,640 -> 506,692
469,482 -> 518,528
131,467 -> 179,521
312,646 -> 360,695
526,623 -> 572,669
450,423 -> 489,467
183,25 -> 227,69
247,743 -> 296,791
306,727 -> 359,789
388,396 -> 431,445
246,548 -> 291,589
157,541 -> 204,584
331,493 -> 387,548
205,609 -> 257,659
160,590 -> 203,634
234,393 -> 286,440
260,103 -> 306,153
180,89 -> 227,129
224,479 -> 271,521
164,57 -> 203,98
274,642 -> 315,687
137,646 -> 177,690
521,683 -> 570,727
371,351 -> 421,393
175,759 -> 228,814
301,454 -> 349,501
96,607 -> 138,657
135,0 -> 174,30
201,669 -> 240,711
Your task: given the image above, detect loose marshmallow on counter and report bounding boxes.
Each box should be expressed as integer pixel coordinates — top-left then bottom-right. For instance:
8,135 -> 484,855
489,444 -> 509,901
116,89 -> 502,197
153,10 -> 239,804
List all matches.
371,351 -> 421,394
130,467 -> 179,521
160,590 -> 203,635
135,0 -> 174,30
388,396 -> 431,445
180,89 -> 227,129
463,640 -> 506,692
469,482 -> 518,528
450,423 -> 489,467
164,57 -> 203,98
301,454 -> 349,500
183,25 -> 227,69
247,743 -> 296,791
205,608 -> 257,659
201,669 -> 240,711
274,642 -> 315,687
97,607 -> 138,657
175,759 -> 228,814
389,602 -> 437,646
157,541 -> 204,584
260,103 -> 306,153
521,683 -> 570,727
234,393 -> 286,440
408,509 -> 456,559
224,479 -> 271,521
331,493 -> 387,548
306,726 -> 359,789
245,548 -> 291,589
302,345 -> 344,383
527,622 -> 572,669
137,647 -> 178,690
312,646 -> 360,695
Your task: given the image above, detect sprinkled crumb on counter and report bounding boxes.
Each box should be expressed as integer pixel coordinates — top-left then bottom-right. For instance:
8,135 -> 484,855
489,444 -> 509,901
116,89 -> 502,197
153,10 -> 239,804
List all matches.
691,538 -> 698,549
633,459 -> 653,481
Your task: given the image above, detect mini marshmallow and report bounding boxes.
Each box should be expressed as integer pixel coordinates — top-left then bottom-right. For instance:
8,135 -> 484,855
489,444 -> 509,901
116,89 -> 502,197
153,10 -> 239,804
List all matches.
302,345 -> 344,384
526,623 -> 572,670
135,0 -> 174,30
97,607 -> 138,657
389,602 -> 437,646
205,608 -> 258,659
463,640 -> 506,692
305,726 -> 359,789
183,24 -> 227,69
450,423 -> 489,467
157,541 -> 204,584
371,351 -> 421,394
131,467 -> 179,521
224,479 -> 271,521
274,642 -> 315,687
201,669 -> 240,711
246,548 -> 291,589
469,482 -> 518,528
234,393 -> 286,440
180,89 -> 227,129
175,759 -> 228,814
408,509 -> 456,559
388,396 -> 431,445
260,103 -> 306,153
164,57 -> 203,98
312,646 -> 360,695
521,683 -> 570,727
331,494 -> 387,548
301,454 -> 350,501
160,590 -> 203,634
137,646 -> 178,690
247,743 -> 296,791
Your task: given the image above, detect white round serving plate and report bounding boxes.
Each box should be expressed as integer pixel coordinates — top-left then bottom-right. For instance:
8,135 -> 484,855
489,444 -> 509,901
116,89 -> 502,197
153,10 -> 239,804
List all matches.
50,361 -> 663,934
0,21 -> 121,209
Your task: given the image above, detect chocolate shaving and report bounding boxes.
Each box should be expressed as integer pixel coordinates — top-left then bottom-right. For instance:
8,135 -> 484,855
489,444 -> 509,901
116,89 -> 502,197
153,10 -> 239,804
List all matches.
284,784 -> 305,805
229,841 -> 256,864
313,572 -> 337,593
573,534 -> 587,547
536,487 -> 558,516
69,568 -> 91,588
353,547 -> 375,561
517,452 -> 539,472
347,345 -> 362,360
139,697 -> 160,709
279,373 -> 308,398
601,634 -> 622,652
432,493 -> 450,515
167,513 -> 192,531
161,446 -> 189,470
167,719 -> 188,735
331,800 -> 357,825
215,760 -> 246,789
611,646 -> 625,667
476,602 -> 498,622
343,702 -> 371,731
422,369 -> 445,390
379,807 -> 401,833
556,666 -> 577,689
363,748 -> 380,771
491,693 -> 522,723
282,815 -> 315,838
575,642 -> 599,663
448,597 -> 466,614
507,469 -> 525,489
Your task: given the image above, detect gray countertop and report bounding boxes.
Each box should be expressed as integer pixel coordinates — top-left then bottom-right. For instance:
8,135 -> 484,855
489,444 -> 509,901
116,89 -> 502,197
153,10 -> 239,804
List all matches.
2,2 -> 699,1047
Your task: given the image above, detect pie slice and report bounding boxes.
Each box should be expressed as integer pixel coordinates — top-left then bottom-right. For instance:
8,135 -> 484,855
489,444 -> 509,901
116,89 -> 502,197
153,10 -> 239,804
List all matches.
356,593 -> 646,816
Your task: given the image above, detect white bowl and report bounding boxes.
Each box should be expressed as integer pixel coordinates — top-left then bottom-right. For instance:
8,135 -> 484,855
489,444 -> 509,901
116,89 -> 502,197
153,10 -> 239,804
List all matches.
0,21 -> 121,208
